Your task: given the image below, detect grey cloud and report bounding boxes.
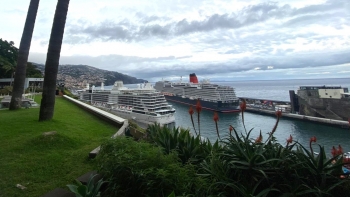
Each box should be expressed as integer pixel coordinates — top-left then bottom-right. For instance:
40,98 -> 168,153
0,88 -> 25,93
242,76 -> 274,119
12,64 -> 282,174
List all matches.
66,0 -> 348,43
135,13 -> 171,23
29,52 -> 190,66
293,0 -> 348,15
134,49 -> 350,79
283,13 -> 346,27
63,2 -> 299,42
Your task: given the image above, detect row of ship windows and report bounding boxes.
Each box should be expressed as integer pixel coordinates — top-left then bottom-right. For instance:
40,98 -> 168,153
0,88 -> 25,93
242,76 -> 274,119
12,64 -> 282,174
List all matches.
166,91 -> 236,96
132,110 -> 174,116
85,100 -> 170,108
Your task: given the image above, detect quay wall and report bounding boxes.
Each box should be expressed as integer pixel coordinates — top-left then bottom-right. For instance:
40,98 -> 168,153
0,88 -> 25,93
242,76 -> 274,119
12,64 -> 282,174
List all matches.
246,107 -> 349,129
298,97 -> 350,121
63,95 -> 126,127
238,97 -> 290,104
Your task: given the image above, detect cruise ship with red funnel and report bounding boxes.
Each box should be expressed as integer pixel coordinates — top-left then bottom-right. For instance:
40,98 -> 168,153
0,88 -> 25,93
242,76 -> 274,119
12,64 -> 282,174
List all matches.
154,73 -> 240,113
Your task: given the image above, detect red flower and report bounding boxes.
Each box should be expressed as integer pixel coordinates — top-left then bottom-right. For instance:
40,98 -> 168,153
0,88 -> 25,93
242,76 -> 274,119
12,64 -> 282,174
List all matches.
196,99 -> 202,113
213,112 -> 219,122
310,136 -> 317,143
188,105 -> 194,115
275,110 -> 282,118
343,157 -> 350,163
229,125 -> 233,132
286,134 -> 293,145
331,146 -> 337,157
309,136 -> 317,157
255,131 -> 263,143
240,100 -> 246,111
337,144 -> 343,155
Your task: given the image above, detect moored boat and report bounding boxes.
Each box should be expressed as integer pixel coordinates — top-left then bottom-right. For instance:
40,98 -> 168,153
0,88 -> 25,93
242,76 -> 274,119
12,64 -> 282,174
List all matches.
79,81 -> 176,127
154,73 -> 240,113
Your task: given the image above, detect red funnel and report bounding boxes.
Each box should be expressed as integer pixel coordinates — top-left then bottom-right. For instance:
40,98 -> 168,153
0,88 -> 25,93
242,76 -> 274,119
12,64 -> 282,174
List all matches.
189,73 -> 198,83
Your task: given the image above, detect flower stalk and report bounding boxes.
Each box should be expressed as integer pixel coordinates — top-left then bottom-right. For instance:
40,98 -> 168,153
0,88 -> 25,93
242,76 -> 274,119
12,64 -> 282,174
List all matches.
265,110 -> 282,143
240,99 -> 247,133
196,99 -> 202,136
286,134 -> 293,147
213,112 -> 220,139
255,130 -> 262,143
188,105 -> 198,136
229,125 -> 233,138
309,136 -> 317,157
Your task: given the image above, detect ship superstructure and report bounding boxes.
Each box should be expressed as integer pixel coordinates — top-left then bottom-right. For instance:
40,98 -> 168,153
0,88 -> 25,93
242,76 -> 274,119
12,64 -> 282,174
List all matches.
154,73 -> 240,113
79,81 -> 176,127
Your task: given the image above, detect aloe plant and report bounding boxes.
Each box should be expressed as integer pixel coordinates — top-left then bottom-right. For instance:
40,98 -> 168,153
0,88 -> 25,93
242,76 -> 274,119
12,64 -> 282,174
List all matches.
67,174 -> 106,197
146,123 -> 219,164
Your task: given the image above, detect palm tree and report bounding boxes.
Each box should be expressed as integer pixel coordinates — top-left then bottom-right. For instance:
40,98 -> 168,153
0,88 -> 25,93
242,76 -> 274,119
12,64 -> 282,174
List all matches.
9,0 -> 40,110
39,0 -> 70,121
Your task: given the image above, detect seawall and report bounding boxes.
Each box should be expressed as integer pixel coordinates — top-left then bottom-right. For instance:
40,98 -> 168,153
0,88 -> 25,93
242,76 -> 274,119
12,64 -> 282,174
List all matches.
246,107 -> 349,129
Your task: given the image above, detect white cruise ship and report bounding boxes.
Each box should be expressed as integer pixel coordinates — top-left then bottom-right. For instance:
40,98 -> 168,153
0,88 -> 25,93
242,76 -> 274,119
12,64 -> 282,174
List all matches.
79,81 -> 176,127
154,73 -> 240,113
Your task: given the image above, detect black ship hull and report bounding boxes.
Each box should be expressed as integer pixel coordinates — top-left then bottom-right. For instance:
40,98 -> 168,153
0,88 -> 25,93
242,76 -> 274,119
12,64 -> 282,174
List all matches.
164,95 -> 240,113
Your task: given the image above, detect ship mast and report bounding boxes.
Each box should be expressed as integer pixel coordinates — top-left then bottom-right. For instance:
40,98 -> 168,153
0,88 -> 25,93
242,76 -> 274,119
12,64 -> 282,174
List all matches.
100,78 -> 106,90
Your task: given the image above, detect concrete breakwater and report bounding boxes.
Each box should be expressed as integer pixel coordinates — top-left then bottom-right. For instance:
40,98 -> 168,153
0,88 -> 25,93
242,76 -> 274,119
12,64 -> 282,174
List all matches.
238,97 -> 349,129
246,107 -> 349,129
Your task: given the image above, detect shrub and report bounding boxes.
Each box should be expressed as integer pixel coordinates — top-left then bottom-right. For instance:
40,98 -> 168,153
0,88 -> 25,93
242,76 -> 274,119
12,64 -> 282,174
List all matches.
146,123 -> 222,165
63,88 -> 79,99
96,137 -> 207,197
67,174 -> 106,197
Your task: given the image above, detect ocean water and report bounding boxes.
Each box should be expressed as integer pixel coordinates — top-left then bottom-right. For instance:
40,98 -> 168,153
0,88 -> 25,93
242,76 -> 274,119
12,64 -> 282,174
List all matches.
170,78 -> 350,155
231,78 -> 350,101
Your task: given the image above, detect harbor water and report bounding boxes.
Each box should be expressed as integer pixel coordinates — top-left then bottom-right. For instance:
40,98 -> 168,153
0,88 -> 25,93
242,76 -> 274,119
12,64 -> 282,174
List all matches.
170,78 -> 350,154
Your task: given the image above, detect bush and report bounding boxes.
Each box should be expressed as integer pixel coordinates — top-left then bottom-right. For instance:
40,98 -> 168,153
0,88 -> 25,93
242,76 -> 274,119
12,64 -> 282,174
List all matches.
146,123 -> 221,165
96,137 -> 207,197
63,88 -> 78,99
0,86 -> 12,95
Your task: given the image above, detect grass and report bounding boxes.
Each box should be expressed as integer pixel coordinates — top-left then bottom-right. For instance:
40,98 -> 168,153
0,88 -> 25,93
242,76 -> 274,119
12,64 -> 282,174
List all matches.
0,96 -> 119,197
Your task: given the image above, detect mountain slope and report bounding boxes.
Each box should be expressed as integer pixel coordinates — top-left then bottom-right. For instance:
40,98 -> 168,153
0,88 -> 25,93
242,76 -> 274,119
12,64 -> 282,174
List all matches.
33,63 -> 147,88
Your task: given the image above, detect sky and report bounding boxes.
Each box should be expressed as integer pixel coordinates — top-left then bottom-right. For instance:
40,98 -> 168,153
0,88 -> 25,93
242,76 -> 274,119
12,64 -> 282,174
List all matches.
1,0 -> 350,82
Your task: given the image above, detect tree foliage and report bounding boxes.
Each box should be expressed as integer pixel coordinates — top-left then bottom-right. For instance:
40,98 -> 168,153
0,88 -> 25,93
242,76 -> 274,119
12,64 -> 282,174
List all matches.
0,39 -> 18,78
26,62 -> 43,78
0,39 -> 42,79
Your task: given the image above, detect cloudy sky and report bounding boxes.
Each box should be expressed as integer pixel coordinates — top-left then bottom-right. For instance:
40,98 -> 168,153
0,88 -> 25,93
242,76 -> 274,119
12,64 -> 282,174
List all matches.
1,0 -> 350,82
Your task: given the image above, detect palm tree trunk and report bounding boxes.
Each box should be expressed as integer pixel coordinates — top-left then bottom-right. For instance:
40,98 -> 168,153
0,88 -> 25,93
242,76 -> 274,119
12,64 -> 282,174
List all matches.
39,0 -> 70,121
9,0 -> 40,110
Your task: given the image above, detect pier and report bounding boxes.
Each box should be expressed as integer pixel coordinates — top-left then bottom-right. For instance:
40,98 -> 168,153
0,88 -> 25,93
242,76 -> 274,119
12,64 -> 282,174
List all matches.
238,97 -> 290,104
245,107 -> 349,129
238,97 -> 349,129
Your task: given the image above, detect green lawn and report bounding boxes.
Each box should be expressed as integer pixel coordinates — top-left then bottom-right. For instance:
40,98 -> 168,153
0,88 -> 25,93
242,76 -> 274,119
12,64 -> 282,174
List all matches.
0,96 -> 119,197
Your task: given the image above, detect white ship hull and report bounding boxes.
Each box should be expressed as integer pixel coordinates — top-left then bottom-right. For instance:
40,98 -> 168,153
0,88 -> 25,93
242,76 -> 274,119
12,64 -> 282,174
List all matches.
79,80 -> 176,128
110,108 -> 175,127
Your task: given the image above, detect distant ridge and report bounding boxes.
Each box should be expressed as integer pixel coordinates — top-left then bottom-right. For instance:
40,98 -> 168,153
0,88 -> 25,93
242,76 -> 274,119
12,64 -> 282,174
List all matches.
32,63 -> 147,88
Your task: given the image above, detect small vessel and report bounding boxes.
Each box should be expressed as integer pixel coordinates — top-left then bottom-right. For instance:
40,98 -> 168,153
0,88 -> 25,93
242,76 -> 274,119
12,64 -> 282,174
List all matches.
79,81 -> 176,127
154,73 -> 240,113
